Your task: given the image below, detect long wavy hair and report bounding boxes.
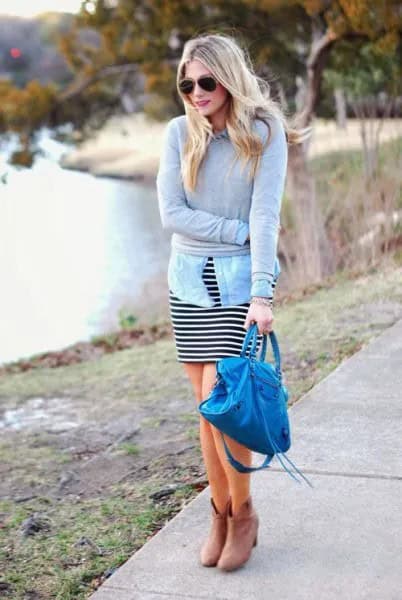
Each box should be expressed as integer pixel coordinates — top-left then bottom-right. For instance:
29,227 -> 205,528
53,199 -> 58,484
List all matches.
176,33 -> 308,192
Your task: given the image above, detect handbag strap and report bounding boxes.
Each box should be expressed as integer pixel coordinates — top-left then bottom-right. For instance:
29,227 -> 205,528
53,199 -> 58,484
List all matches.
256,330 -> 281,372
240,323 -> 257,357
241,324 -> 282,379
220,431 -> 274,473
220,430 -> 313,486
254,391 -> 314,487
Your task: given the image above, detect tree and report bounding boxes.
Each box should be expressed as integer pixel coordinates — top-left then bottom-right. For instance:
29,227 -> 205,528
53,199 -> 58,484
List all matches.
1,0 -> 401,282
324,42 -> 402,181
254,0 -> 402,282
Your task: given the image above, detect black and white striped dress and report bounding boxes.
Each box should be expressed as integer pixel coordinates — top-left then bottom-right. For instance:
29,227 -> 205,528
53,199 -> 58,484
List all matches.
168,256 -> 275,363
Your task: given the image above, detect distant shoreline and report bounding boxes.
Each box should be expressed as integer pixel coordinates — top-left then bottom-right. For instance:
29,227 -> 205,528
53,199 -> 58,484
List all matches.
59,161 -> 157,185
0,320 -> 172,376
59,114 -> 402,182
59,112 -> 165,182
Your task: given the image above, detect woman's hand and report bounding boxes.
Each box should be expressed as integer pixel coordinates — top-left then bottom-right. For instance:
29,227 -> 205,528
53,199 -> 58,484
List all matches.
244,300 -> 273,335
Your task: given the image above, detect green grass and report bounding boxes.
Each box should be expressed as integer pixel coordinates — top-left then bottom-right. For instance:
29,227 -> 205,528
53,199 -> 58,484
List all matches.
116,443 -> 140,456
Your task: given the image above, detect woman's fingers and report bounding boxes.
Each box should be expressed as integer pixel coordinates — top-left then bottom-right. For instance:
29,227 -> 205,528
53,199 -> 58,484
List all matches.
244,305 -> 274,333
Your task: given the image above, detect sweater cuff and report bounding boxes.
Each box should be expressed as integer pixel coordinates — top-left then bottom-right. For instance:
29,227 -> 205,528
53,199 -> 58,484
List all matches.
235,221 -> 250,245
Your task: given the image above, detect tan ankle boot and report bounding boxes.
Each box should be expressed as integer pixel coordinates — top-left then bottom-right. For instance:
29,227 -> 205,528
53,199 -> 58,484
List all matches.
200,497 -> 230,567
217,496 -> 258,571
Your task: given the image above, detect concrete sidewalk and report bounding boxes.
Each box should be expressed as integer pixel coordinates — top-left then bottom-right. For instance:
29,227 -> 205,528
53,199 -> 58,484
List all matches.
90,319 -> 402,600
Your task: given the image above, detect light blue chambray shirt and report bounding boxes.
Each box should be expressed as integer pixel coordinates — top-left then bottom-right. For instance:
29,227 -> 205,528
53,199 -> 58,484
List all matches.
156,114 -> 288,308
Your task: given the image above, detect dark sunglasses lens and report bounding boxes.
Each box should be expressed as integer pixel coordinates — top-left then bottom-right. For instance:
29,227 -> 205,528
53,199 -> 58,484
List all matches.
179,79 -> 194,94
199,77 -> 217,92
179,77 -> 217,94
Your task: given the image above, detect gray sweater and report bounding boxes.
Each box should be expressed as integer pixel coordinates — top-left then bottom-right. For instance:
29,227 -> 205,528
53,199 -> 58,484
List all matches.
156,114 -> 288,285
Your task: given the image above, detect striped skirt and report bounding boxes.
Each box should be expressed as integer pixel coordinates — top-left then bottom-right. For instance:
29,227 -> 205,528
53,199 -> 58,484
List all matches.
168,256 -> 275,363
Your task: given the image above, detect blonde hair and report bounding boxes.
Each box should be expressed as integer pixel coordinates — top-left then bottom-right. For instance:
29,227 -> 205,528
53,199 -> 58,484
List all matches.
176,32 -> 308,192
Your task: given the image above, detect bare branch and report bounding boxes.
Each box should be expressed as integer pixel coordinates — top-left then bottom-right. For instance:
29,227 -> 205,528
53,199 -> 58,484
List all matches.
58,63 -> 141,103
296,28 -> 338,127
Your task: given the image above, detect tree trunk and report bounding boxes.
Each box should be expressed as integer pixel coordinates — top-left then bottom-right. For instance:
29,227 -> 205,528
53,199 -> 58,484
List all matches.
334,88 -> 347,129
287,143 -> 333,282
286,26 -> 337,285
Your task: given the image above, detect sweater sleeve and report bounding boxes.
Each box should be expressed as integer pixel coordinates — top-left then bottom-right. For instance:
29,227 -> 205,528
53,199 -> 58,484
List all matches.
249,117 -> 288,298
156,118 -> 249,245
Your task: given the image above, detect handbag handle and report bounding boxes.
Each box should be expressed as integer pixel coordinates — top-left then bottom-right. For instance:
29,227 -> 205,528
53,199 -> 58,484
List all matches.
241,323 -> 282,378
240,322 -> 259,357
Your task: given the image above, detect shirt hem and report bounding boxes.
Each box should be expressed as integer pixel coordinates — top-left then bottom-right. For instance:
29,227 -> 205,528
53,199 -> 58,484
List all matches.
171,240 -> 251,257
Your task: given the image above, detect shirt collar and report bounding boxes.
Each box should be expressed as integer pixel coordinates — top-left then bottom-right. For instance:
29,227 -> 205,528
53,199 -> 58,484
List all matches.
212,127 -> 229,140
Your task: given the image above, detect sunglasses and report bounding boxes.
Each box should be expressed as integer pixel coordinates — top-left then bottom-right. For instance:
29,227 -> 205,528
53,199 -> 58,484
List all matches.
178,75 -> 218,95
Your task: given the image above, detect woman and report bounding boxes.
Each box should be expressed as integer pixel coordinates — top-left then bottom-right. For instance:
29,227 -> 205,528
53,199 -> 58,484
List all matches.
156,32 -> 303,572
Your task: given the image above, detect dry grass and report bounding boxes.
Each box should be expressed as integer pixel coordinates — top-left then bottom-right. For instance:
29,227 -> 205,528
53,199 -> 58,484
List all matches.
307,118 -> 402,158
278,135 -> 402,292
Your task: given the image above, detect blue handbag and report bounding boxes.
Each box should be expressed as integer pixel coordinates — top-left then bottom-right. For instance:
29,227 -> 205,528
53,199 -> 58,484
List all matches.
198,323 -> 313,487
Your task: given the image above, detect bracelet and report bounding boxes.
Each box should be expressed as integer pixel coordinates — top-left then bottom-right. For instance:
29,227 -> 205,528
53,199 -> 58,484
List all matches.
250,296 -> 273,306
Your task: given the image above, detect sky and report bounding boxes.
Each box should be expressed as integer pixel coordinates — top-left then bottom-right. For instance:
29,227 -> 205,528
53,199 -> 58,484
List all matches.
0,0 -> 84,17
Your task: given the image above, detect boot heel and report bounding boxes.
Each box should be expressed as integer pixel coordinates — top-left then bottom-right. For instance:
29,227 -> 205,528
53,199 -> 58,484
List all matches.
253,535 -> 258,547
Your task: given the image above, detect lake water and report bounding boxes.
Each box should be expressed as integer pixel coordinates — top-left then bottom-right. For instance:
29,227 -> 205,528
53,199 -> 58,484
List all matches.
0,134 -> 171,366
